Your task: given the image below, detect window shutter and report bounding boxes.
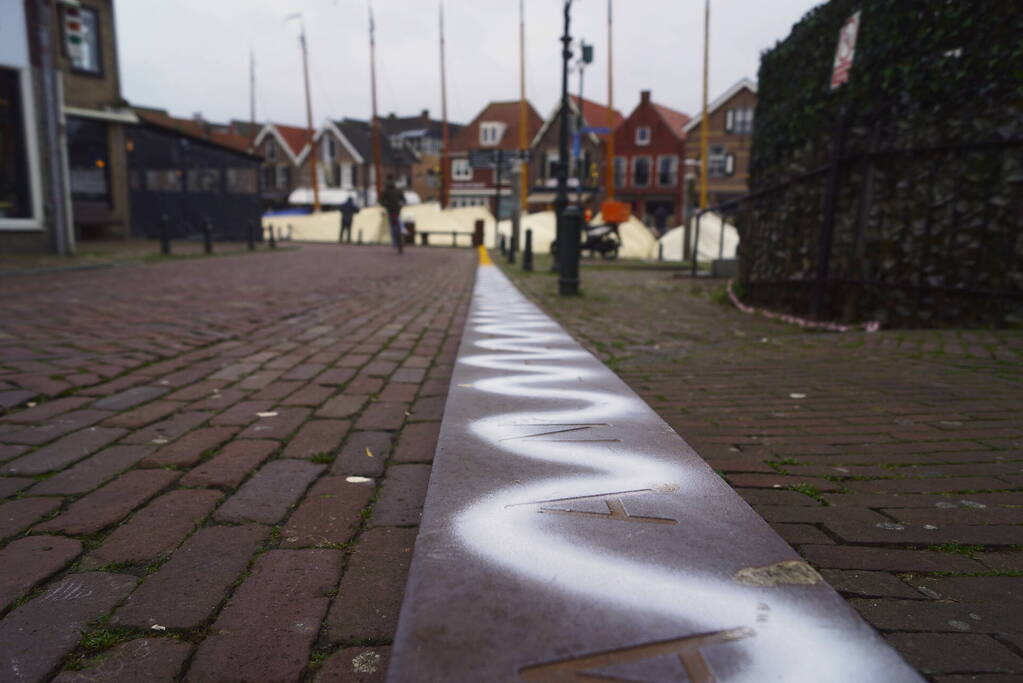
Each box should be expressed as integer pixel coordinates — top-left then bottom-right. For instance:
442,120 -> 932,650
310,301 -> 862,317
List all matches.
725,153 -> 735,176
725,110 -> 735,133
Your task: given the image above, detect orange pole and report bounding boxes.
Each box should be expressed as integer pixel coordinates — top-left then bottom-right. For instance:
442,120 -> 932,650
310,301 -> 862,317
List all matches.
369,4 -> 383,202
300,26 -> 320,212
440,3 -> 449,207
518,0 -> 528,210
605,0 -> 614,201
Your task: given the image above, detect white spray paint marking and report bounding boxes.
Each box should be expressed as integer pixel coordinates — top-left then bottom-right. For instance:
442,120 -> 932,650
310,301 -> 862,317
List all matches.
450,266 -> 920,682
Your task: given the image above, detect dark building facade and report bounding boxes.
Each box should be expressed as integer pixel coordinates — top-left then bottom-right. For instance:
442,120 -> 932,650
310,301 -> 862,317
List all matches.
127,111 -> 262,240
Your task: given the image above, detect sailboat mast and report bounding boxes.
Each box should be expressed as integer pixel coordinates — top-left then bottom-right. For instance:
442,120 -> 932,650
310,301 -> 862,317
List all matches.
249,49 -> 256,125
369,3 -> 384,203
518,0 -> 528,211
300,25 -> 320,212
605,0 -> 614,202
440,3 -> 449,208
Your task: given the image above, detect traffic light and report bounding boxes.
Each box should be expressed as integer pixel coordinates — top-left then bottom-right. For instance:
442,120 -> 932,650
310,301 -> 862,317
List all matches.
61,3 -> 84,62
581,42 -> 594,64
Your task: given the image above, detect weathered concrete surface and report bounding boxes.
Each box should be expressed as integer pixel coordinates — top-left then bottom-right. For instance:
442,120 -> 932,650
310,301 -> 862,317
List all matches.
390,264 -> 922,682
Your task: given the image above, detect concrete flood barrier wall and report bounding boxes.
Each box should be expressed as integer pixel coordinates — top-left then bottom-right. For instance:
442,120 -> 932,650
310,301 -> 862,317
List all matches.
389,263 -> 923,682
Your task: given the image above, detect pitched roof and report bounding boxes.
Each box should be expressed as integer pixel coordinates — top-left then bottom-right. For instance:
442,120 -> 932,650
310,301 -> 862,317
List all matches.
273,123 -> 316,158
450,100 -> 543,153
683,77 -> 757,133
133,108 -> 258,156
569,96 -> 624,130
652,103 -> 691,138
331,118 -> 419,167
379,111 -> 464,139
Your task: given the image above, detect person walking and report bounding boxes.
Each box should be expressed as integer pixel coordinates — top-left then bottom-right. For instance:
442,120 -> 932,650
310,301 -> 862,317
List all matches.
338,196 -> 358,243
380,175 -> 406,254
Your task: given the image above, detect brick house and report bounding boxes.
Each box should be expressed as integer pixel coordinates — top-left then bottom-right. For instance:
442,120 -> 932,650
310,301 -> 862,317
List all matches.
527,95 -> 623,211
448,100 -> 542,218
377,110 -> 463,203
683,77 -> 757,209
251,123 -> 313,209
612,90 -> 690,230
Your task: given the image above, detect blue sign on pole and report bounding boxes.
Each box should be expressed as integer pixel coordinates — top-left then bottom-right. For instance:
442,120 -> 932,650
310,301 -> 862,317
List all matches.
580,126 -> 612,135
572,132 -> 581,160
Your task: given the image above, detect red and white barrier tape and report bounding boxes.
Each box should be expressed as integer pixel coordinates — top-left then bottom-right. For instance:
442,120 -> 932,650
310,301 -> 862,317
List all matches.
726,279 -> 880,333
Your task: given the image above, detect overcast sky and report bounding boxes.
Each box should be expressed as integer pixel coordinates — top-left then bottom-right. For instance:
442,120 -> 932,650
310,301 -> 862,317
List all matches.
115,0 -> 823,128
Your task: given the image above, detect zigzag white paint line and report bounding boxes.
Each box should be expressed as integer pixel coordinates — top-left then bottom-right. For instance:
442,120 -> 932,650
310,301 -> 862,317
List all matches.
389,264 -> 922,682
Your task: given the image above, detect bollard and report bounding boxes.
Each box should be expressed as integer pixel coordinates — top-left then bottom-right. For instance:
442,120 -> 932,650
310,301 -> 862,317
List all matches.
473,219 -> 484,247
357,229 -> 363,245
203,218 -> 213,254
658,242 -> 663,262
557,205 -> 582,296
522,229 -> 533,271
268,224 -> 276,249
550,240 -> 558,272
507,232 -> 516,265
287,224 -> 293,241
247,220 -> 255,250
499,234 -> 506,255
452,231 -> 457,248
160,213 -> 171,255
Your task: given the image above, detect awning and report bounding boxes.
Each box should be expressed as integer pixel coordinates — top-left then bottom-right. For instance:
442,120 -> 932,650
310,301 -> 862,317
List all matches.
63,106 -> 139,125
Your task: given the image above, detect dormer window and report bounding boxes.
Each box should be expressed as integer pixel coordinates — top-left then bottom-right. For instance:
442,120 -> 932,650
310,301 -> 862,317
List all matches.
635,126 -> 651,145
480,122 -> 506,146
265,138 -> 277,161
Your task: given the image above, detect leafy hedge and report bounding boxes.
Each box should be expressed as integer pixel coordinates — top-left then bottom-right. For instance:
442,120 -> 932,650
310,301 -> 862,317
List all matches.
743,0 -> 1023,327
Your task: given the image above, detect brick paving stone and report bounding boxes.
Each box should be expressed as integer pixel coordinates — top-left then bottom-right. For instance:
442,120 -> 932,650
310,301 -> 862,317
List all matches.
315,646 -> 390,683
389,367 -> 425,384
345,376 -> 384,395
185,388 -> 249,412
317,394 -> 369,420
282,420 -> 350,460
326,527 -> 417,642
338,354 -> 370,368
913,576 -> 1023,604
215,459 -> 324,524
824,522 -> 1023,545
841,477 -> 1013,494
282,362 -> 326,381
0,572 -> 138,683
87,489 -> 223,567
179,439 -> 277,489
801,545 -> 985,572
282,476 -> 374,548
237,369 -> 284,391
852,598 -> 1020,633
0,397 -> 90,424
91,386 -> 170,411
29,444 -> 153,496
209,400 -> 274,427
332,432 -> 391,478
0,497 -> 61,539
5,409 -> 114,446
408,395 -> 445,421
187,549 -> 342,682
772,522 -> 835,545
885,633 -> 1023,674
164,380 -> 229,402
52,638 -> 193,683
819,569 -> 922,599
5,426 -> 130,476
102,400 -> 188,429
36,469 -> 179,535
0,444 -> 28,464
283,384 -> 334,407
0,389 -> 36,411
977,552 -> 1023,572
378,383 -> 418,403
355,402 -> 408,431
315,368 -> 357,386
391,421 -> 441,464
0,476 -> 31,499
238,406 -> 310,440
121,411 -> 210,445
140,426 -> 238,468
114,524 -> 267,630
0,536 -> 81,611
369,464 -> 432,527
417,379 -> 449,397
252,380 -> 303,401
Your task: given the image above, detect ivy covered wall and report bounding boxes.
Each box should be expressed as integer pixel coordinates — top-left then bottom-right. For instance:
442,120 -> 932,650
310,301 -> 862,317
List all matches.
742,0 -> 1023,327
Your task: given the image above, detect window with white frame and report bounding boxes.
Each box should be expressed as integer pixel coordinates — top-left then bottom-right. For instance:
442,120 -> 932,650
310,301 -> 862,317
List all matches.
613,156 -> 627,188
725,107 -> 754,135
452,158 -> 471,181
635,126 -> 651,145
341,162 -> 354,188
322,136 -> 336,162
265,138 -> 277,161
632,156 -> 651,186
67,6 -> 102,75
479,122 -> 505,146
656,156 -> 678,187
708,145 -> 728,178
276,165 -> 291,188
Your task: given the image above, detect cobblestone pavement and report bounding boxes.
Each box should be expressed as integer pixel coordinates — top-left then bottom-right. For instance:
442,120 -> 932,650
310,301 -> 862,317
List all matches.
501,258 -> 1023,683
0,244 -> 476,682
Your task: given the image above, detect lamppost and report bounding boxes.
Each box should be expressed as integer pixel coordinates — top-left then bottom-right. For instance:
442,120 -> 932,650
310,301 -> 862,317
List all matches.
555,0 -> 581,296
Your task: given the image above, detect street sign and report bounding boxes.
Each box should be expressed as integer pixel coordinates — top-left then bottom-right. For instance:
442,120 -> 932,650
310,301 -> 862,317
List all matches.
580,126 -> 611,135
830,10 -> 861,90
468,148 -> 529,169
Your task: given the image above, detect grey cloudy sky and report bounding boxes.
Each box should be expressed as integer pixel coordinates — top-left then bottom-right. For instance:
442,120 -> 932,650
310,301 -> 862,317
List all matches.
115,0 -> 823,128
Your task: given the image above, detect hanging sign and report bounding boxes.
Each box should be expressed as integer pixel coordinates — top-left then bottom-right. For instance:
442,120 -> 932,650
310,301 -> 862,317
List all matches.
830,10 -> 861,90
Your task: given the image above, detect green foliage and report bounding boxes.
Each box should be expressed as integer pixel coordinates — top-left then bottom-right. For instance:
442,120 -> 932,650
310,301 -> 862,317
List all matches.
746,1 -> 1023,327
789,482 -> 827,504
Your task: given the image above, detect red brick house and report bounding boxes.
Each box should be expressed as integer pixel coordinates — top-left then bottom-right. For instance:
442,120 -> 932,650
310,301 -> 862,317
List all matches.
612,90 -> 690,230
448,100 -> 542,218
251,123 -> 313,209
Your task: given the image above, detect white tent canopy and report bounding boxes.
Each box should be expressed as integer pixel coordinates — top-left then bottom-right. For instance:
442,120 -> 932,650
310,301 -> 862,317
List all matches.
261,207 -> 388,244
493,211 -> 657,259
651,212 -> 740,262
